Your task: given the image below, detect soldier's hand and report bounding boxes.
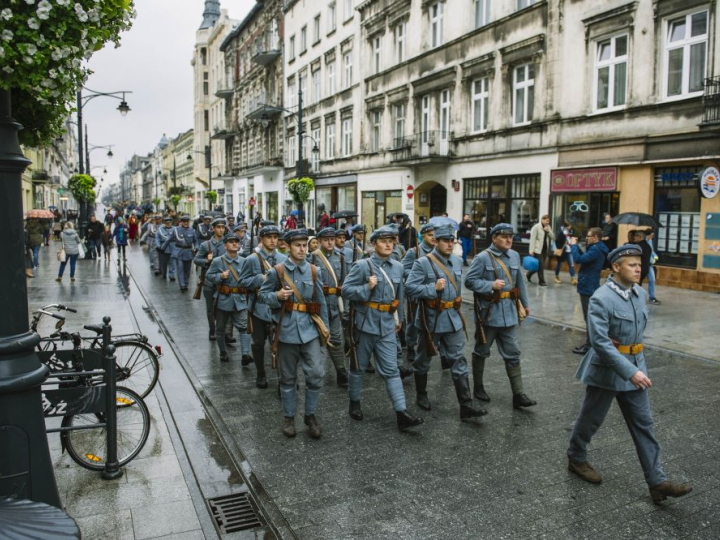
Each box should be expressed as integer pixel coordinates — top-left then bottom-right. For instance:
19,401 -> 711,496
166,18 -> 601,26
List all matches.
207,253 -> 213,261
524,306 -> 530,317
277,286 -> 292,301
492,279 -> 505,291
630,371 -> 652,390
368,275 -> 378,289
395,322 -> 402,333
221,270 -> 229,280
435,278 -> 446,291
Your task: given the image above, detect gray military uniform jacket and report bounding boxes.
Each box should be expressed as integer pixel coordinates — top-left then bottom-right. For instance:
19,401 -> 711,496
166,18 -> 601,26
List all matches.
401,242 -> 434,279
239,249 -> 287,322
310,248 -> 345,319
464,245 -> 529,328
155,225 -> 175,254
575,277 -> 648,392
162,226 -> 198,261
405,249 -> 464,333
341,254 -> 405,338
260,259 -> 330,345
206,254 -> 247,311
193,238 -> 226,292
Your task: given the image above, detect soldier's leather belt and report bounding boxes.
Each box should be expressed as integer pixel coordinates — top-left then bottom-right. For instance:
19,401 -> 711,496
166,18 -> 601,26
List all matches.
179,246 -> 192,249
362,299 -> 400,313
283,301 -> 321,314
323,285 -> 342,296
218,285 -> 249,295
480,290 -> 518,302
615,343 -> 643,355
424,296 -> 462,311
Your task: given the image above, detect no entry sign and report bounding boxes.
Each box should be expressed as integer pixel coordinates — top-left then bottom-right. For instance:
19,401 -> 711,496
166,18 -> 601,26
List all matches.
406,185 -> 414,200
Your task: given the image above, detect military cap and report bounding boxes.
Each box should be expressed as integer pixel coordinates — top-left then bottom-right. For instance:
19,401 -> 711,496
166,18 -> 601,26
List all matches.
420,223 -> 435,235
351,224 -> 366,234
284,228 -> 309,243
238,222 -> 248,229
232,224 -> 245,233
163,216 -> 173,223
153,213 -> 162,220
490,223 -> 514,236
388,223 -> 400,235
223,233 -> 240,244
198,213 -> 205,219
211,217 -> 227,227
259,225 -> 281,237
203,215 -> 212,221
607,244 -> 642,265
434,225 -> 455,240
317,227 -> 337,238
260,220 -> 275,227
179,214 -> 190,222
370,225 -> 396,243
226,213 -> 235,219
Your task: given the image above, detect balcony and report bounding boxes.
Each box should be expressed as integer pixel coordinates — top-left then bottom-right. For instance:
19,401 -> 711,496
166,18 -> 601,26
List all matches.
49,175 -> 61,185
215,85 -> 234,100
390,131 -> 453,163
31,170 -> 49,182
246,91 -> 283,121
702,76 -> 720,125
240,156 -> 284,173
252,35 -> 281,67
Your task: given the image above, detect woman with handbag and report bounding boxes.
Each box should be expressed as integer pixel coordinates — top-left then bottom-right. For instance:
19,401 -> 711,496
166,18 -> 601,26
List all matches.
56,222 -> 81,282
554,220 -> 577,285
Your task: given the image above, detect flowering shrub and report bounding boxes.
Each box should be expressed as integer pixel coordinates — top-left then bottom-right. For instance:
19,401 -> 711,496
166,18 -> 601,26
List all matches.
0,0 -> 136,146
287,177 -> 314,203
67,173 -> 96,203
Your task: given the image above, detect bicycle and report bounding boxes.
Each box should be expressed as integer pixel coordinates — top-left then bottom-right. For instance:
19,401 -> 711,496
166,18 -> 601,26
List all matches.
31,304 -> 161,399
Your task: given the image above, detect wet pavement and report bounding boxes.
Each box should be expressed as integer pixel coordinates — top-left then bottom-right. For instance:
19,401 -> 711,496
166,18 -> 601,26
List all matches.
120,243 -> 720,539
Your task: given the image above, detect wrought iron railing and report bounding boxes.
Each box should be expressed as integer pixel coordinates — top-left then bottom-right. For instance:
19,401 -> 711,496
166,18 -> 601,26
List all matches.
702,76 -> 720,124
390,131 -> 452,161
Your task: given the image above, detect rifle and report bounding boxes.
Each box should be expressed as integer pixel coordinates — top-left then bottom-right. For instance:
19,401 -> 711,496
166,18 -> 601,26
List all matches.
473,250 -> 495,344
270,264 -> 286,370
245,216 -> 262,333
193,240 -> 212,300
347,236 -> 359,371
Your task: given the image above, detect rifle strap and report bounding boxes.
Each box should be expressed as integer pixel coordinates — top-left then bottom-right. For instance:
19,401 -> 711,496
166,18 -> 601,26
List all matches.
372,260 -> 400,325
314,249 -> 344,314
221,255 -> 240,282
255,251 -> 272,274
275,263 -> 331,346
427,253 -> 467,337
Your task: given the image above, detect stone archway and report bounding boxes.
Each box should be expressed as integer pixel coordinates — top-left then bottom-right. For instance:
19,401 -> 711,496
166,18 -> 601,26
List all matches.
415,180 -> 448,223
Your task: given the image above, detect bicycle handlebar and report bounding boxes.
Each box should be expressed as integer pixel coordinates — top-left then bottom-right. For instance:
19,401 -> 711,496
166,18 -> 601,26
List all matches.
51,313 -> 65,321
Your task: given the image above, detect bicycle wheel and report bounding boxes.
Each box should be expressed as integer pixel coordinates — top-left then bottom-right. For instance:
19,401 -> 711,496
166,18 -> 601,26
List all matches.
112,341 -> 160,398
61,387 -> 150,471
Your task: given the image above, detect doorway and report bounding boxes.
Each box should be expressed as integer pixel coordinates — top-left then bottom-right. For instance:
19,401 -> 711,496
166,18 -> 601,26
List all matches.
430,184 -> 447,217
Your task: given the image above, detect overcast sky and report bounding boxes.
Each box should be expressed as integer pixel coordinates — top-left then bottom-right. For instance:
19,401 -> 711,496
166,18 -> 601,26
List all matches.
82,0 -> 254,190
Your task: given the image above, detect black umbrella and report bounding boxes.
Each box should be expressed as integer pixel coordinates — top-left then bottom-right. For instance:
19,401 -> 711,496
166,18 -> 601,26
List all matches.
387,212 -> 409,223
332,210 -> 358,219
612,212 -> 662,229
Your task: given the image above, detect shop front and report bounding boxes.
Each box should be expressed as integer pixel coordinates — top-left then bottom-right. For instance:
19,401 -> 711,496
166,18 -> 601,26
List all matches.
315,174 -> 357,228
361,189 -> 403,231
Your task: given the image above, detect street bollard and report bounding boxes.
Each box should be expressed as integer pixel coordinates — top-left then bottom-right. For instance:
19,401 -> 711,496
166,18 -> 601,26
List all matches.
101,317 -> 123,480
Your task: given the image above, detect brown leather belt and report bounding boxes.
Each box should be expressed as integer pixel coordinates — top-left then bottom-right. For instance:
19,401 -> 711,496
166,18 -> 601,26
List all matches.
218,285 -> 249,295
323,285 -> 342,296
424,296 -> 462,311
480,290 -> 518,302
362,300 -> 400,313
283,301 -> 321,314
615,343 -> 643,355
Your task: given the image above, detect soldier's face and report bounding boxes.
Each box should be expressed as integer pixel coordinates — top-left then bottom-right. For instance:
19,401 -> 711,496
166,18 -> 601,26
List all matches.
436,238 -> 454,257
374,238 -> 394,257
181,221 -> 189,228
320,237 -> 334,252
492,233 -> 513,251
225,240 -> 239,255
213,225 -> 225,237
354,232 -> 364,242
613,256 -> 641,285
262,234 -> 278,251
289,240 -> 307,261
335,235 -> 345,248
422,231 -> 436,245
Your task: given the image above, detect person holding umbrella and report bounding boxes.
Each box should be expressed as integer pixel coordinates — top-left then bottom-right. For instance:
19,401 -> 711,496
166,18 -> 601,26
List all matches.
25,217 -> 44,268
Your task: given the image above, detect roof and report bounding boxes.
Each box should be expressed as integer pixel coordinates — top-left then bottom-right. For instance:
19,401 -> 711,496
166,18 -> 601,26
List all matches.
219,1 -> 264,52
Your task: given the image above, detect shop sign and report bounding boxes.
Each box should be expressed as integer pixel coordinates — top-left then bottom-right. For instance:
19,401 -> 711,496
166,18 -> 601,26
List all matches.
406,185 -> 414,200
551,167 -> 617,192
700,167 -> 719,199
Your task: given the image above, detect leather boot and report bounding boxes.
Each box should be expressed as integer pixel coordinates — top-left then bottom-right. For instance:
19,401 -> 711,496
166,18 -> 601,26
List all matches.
453,378 -> 488,420
282,417 -> 296,438
241,354 -> 253,366
304,415 -> 322,439
441,356 -> 451,370
219,351 -> 229,362
414,373 -> 431,411
349,400 -> 363,421
399,366 -> 412,379
252,346 -> 268,388
396,410 -> 423,431
568,459 -> 602,484
649,481 -> 692,504
209,330 -> 216,341
471,355 -> 490,402
336,368 -> 349,388
507,364 -> 537,408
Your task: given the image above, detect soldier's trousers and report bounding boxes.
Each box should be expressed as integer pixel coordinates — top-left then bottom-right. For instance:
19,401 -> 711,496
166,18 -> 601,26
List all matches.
327,314 -> 345,372
148,240 -> 158,271
159,252 -> 176,279
176,258 -> 192,289
413,327 -> 469,382
350,330 -> 407,412
251,314 -> 274,377
278,339 -> 324,418
473,325 -> 521,367
568,385 -> 667,487
215,308 -> 249,356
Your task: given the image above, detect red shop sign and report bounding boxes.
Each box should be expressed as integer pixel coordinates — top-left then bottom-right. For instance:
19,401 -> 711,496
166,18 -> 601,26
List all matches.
551,167 -> 617,192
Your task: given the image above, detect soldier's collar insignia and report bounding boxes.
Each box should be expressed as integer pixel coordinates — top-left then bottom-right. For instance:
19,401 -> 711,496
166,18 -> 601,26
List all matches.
607,279 -> 629,300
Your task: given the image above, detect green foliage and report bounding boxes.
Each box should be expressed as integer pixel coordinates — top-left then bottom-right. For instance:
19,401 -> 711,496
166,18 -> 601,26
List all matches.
169,195 -> 181,210
0,1 -> 136,147
167,186 -> 184,196
205,190 -> 218,204
152,197 -> 160,206
287,177 -> 314,203
67,173 -> 96,203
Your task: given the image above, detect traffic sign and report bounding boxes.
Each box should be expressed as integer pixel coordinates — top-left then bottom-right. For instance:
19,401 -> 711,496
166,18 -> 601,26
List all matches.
406,185 -> 414,200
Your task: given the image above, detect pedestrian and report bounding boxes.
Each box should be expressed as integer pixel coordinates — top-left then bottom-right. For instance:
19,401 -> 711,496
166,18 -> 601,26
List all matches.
398,216 -> 418,251
465,223 -> 537,408
308,236 -> 318,253
570,227 -> 609,355
457,214 -> 475,267
644,229 -> 660,305
344,224 -> 369,261
260,229 -> 330,439
206,233 -> 252,363
24,229 -> 34,278
101,225 -> 113,261
239,224 -> 286,389
601,213 -> 618,251
42,219 -> 51,246
225,214 -> 236,231
567,245 -> 692,504
56,222 -> 81,283
162,214 -> 198,292
113,217 -> 130,261
52,215 -> 63,240
25,217 -> 44,268
527,215 -> 554,286
156,217 -> 177,280
341,225 -> 424,431
284,213 -> 297,230
319,209 -> 330,229
86,215 -> 104,260
405,225 -> 487,420
128,212 -> 140,242
554,220 -> 577,285
310,227 -> 349,387
197,215 -> 213,241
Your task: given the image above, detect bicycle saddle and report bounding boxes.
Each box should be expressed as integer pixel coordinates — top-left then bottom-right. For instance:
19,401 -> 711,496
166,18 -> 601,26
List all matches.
83,325 -> 104,335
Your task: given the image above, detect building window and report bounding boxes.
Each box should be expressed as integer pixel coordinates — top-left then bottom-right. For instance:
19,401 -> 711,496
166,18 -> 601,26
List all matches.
327,61 -> 336,95
344,0 -> 353,21
328,2 -> 337,32
394,103 -> 406,147
362,190 -> 402,230
371,110 -> 382,152
313,15 -> 321,43
300,26 -> 307,53
311,127 -> 321,171
439,90 -> 450,154
200,47 -> 207,65
595,34 -> 628,111
204,110 -> 209,131
288,80 -> 296,109
343,52 -> 353,89
513,63 -> 535,126
665,9 -> 708,99
472,77 -> 489,132
313,69 -> 322,103
431,2 -> 444,48
342,118 -> 352,156
288,134 -> 296,166
373,35 -> 382,74
203,72 -> 209,95
299,71 -> 307,100
395,23 -> 406,63
326,123 -> 336,159
517,0 -> 535,9
475,0 -> 490,28
289,35 -> 296,60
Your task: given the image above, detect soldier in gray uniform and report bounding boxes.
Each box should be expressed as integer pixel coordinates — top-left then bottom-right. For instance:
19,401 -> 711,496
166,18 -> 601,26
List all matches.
193,217 -> 227,340
464,223 -> 537,409
239,225 -> 286,388
162,214 -> 199,292
242,220 -> 274,257
343,224 -> 369,261
310,227 -> 348,387
206,234 -> 251,362
141,214 -> 162,275
225,214 -> 236,231
341,225 -> 423,431
406,225 -> 487,420
197,215 -> 213,242
260,229 -> 330,439
567,244 -> 692,504
156,216 -> 176,281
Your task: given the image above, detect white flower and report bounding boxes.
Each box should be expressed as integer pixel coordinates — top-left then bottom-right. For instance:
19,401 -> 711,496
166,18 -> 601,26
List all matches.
37,33 -> 45,44
51,48 -> 62,60
36,0 -> 51,18
74,3 -> 87,22
48,69 -> 57,78
57,0 -> 70,5
3,66 -> 14,74
1,29 -> 13,41
0,48 -> 4,59
27,17 -> 39,29
26,43 -> 37,55
25,55 -> 34,64
80,39 -> 88,49
87,8 -> 99,22
1,8 -> 12,20
24,0 -> 35,4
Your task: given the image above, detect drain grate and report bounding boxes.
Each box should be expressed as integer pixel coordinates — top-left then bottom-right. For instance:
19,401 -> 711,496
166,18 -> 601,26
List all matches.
207,492 -> 264,534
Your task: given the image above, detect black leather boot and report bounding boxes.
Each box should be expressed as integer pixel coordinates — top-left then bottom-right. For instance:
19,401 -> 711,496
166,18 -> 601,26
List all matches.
441,356 -> 452,370
396,410 -> 423,431
454,377 -> 488,420
336,368 -> 349,388
349,400 -> 363,421
252,346 -> 268,389
414,373 -> 431,411
471,355 -> 490,402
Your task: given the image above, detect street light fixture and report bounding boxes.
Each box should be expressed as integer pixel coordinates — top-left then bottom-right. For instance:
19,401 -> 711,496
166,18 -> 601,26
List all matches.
117,99 -> 131,116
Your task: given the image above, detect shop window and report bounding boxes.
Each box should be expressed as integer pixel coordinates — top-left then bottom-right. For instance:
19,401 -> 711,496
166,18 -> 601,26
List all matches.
513,64 -> 534,126
664,9 -> 708,99
595,34 -> 628,111
267,192 -> 278,225
363,190 -> 402,230
654,167 -> 701,267
550,192 -> 619,243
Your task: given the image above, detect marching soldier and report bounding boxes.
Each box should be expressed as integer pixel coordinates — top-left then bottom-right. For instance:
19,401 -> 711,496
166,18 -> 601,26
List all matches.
242,219 -> 274,257
341,225 -> 423,431
206,234 -> 251,363
156,216 -> 177,281
344,224 -> 368,260
260,229 -> 330,439
162,214 -> 198,292
464,223 -> 536,409
197,215 -> 213,241
239,224 -> 286,388
567,245 -> 692,504
310,227 -> 349,387
141,214 -> 162,275
405,225 -> 487,420
226,214 -> 236,231
193,217 -> 227,340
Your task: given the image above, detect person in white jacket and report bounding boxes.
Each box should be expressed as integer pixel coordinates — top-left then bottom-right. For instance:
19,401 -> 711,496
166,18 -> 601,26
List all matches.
526,215 -> 555,286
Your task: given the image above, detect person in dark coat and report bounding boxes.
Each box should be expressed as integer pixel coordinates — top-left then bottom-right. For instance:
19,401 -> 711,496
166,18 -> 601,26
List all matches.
627,230 -> 651,284
601,213 -> 618,251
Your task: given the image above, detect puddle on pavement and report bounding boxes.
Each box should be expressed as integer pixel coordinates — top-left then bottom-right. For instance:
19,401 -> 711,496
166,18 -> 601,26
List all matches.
197,416 -> 245,487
